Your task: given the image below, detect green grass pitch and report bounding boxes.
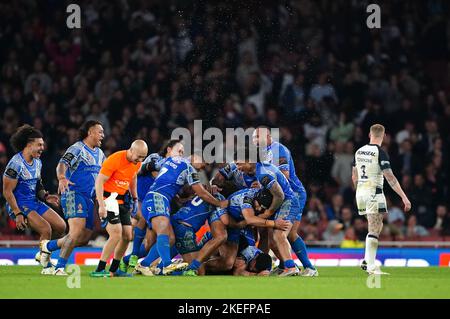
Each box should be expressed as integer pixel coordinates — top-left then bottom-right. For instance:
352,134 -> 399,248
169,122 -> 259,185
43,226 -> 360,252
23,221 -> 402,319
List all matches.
1,266 -> 449,299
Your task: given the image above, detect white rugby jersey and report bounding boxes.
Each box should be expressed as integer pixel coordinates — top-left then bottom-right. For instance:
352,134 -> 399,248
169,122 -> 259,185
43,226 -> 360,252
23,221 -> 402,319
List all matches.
352,144 -> 391,190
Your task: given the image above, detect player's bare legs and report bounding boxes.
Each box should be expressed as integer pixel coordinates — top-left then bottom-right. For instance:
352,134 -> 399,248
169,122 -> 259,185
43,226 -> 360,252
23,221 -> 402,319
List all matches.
204,241 -> 238,273
99,223 -> 122,266
114,224 -> 132,261
273,222 -> 299,276
364,213 -> 386,274
41,208 -> 66,238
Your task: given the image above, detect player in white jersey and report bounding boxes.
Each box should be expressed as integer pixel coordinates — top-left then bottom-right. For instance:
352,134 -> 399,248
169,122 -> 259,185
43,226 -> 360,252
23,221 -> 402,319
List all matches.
352,124 -> 411,275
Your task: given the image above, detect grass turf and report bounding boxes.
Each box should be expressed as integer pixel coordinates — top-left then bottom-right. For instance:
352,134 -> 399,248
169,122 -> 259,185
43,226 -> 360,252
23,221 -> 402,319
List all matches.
0,266 -> 449,299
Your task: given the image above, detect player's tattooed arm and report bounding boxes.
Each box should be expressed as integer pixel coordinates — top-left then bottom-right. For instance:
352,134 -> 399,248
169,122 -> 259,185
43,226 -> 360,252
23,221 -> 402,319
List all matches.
56,162 -> 74,194
192,183 -> 228,209
382,168 -> 411,212
260,182 -> 284,218
2,176 -> 21,215
351,166 -> 358,189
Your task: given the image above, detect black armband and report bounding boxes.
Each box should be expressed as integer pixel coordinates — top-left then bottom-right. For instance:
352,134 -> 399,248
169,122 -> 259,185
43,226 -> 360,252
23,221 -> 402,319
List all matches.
36,179 -> 49,201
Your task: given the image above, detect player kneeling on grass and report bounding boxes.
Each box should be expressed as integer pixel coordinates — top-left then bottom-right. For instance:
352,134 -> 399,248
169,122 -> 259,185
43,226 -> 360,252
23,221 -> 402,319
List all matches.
90,140 -> 147,278
2,125 -> 66,274
236,158 -> 300,276
139,154 -> 229,275
352,124 -> 411,275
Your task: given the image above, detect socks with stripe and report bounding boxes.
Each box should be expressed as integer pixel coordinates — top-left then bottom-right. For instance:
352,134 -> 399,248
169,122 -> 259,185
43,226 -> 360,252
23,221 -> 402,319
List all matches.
365,234 -> 379,267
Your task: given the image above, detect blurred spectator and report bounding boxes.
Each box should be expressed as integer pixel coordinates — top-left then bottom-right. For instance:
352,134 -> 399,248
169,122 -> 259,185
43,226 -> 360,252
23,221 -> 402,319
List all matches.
322,220 -> 344,243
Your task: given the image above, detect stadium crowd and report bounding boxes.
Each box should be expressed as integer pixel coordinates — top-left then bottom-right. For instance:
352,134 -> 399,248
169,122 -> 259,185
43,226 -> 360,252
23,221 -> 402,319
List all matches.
1,0 -> 450,245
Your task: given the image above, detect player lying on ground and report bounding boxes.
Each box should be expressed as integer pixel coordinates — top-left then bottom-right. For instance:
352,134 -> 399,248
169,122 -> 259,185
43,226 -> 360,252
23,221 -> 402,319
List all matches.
2,125 -> 66,274
123,139 -> 185,272
140,154 -> 228,275
90,140 -> 148,277
204,227 -> 273,276
39,120 -> 105,275
352,124 -> 411,275
253,127 -> 317,276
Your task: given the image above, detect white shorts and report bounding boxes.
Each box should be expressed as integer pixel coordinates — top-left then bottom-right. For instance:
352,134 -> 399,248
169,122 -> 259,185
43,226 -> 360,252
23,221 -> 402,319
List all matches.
356,188 -> 387,215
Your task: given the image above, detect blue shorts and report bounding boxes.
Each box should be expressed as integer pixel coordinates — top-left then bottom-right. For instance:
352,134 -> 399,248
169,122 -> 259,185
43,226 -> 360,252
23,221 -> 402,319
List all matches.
294,191 -> 307,222
7,199 -> 49,219
171,219 -> 201,255
208,208 -> 226,225
60,191 -> 95,229
137,175 -> 154,202
142,192 -> 171,226
227,227 -> 255,246
270,198 -> 298,222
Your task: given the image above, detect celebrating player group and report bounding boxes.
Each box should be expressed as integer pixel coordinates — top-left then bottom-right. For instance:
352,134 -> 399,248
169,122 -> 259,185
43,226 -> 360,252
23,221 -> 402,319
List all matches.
2,121 -> 410,277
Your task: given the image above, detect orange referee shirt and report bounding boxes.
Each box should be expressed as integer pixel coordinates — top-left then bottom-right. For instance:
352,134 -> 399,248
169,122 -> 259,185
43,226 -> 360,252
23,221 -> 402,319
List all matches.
100,150 -> 141,203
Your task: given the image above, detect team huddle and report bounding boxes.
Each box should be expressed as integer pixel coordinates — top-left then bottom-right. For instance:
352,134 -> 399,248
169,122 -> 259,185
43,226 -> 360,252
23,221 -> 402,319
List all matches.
2,121 -> 410,277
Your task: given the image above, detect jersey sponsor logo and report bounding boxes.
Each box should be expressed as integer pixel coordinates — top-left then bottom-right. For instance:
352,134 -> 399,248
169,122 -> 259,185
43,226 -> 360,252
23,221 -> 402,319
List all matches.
357,150 -> 376,156
114,180 -> 130,188
5,168 -> 18,178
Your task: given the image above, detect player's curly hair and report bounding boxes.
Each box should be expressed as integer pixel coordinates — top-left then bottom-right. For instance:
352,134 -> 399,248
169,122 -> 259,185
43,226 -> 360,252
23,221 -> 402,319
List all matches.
79,120 -> 102,140
10,124 -> 43,153
159,139 -> 182,157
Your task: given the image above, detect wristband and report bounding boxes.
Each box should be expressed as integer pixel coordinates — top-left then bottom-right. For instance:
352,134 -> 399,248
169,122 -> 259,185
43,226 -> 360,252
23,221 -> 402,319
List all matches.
15,212 -> 26,218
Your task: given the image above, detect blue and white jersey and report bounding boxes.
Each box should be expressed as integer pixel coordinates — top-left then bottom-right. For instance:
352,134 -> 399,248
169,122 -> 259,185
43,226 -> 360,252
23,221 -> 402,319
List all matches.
239,245 -> 262,264
266,141 -> 305,194
226,188 -> 260,222
59,141 -> 105,197
137,153 -> 166,201
256,162 -> 295,200
219,162 -> 257,189
3,153 -> 42,202
171,194 -> 226,232
147,156 -> 200,202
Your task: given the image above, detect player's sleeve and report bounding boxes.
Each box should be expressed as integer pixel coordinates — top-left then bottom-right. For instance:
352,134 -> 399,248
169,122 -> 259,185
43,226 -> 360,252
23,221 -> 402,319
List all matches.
378,148 -> 391,170
59,144 -> 82,168
100,153 -> 119,177
3,159 -> 21,180
351,155 -> 356,167
258,173 -> 276,190
277,146 -> 290,171
186,163 -> 200,186
241,195 -> 254,209
140,154 -> 161,175
219,162 -> 237,180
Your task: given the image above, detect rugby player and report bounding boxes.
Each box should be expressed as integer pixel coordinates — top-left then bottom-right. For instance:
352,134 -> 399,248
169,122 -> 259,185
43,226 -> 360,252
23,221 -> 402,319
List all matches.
40,120 -> 105,275
140,154 -> 228,275
236,157 -> 300,276
352,124 -> 411,275
122,139 -> 184,272
90,140 -> 148,277
204,188 -> 289,274
2,125 -> 66,274
253,127 -> 317,276
135,193 -> 228,276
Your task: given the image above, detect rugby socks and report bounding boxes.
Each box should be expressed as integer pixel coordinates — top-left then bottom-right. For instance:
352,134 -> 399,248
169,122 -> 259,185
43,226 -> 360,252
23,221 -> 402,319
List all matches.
96,260 -> 107,272
278,260 -> 285,269
141,244 -> 160,267
284,259 -> 296,269
55,257 -> 68,269
156,234 -> 171,267
291,237 -> 314,269
123,242 -> 148,264
365,234 -> 379,267
131,227 -> 146,256
47,239 -> 60,252
109,258 -> 121,273
170,246 -> 178,258
187,259 -> 201,271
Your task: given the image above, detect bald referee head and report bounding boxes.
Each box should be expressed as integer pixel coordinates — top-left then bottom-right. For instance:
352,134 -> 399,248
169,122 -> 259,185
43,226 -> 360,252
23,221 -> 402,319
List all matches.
127,139 -> 148,164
